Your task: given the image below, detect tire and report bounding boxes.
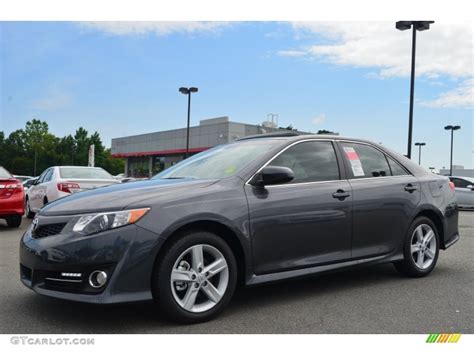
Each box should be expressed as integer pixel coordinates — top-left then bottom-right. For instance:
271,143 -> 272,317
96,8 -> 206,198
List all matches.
152,230 -> 238,324
25,198 -> 35,219
6,215 -> 22,228
394,216 -> 440,277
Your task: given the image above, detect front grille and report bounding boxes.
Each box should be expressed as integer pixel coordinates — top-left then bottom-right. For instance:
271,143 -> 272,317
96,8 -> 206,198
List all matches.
33,223 -> 67,238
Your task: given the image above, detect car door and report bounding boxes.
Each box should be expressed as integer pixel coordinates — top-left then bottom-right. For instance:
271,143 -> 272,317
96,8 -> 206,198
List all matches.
337,141 -> 421,259
36,168 -> 54,206
450,177 -> 474,207
30,168 -> 52,211
245,140 -> 353,275
29,169 -> 48,211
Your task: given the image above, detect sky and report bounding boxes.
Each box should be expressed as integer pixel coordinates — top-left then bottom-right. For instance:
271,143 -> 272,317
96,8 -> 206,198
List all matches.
0,21 -> 472,170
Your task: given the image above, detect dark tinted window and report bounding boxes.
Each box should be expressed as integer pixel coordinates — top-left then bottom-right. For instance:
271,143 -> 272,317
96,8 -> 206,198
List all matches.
450,178 -> 471,188
387,156 -> 408,176
341,142 -> 390,178
269,141 -> 339,184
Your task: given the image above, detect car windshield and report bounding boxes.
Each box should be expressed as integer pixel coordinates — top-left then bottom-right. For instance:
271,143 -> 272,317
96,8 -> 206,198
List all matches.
154,140 -> 280,180
0,167 -> 12,179
59,167 -> 113,179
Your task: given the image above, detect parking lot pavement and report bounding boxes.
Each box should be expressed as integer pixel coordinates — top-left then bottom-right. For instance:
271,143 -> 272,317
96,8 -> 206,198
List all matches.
0,213 -> 472,334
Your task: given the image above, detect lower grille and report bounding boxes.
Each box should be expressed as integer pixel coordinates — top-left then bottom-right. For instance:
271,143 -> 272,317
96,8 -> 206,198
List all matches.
33,223 -> 67,238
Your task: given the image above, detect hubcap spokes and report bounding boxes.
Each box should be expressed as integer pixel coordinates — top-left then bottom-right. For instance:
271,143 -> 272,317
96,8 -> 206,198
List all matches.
170,244 -> 229,313
411,224 -> 436,269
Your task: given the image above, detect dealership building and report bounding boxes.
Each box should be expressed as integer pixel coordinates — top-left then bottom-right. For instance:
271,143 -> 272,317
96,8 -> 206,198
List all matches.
111,116 -> 306,177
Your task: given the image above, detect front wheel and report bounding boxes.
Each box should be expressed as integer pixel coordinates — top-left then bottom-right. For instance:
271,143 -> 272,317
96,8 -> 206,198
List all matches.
25,198 -> 35,219
152,231 -> 238,323
394,216 -> 440,277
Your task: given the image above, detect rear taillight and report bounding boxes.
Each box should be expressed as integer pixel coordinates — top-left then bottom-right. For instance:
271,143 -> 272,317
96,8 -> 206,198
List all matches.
4,182 -> 23,193
57,182 -> 80,193
448,181 -> 455,192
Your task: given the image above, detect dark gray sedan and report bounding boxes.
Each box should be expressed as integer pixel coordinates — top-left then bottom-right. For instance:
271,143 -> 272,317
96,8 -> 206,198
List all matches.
20,133 -> 460,323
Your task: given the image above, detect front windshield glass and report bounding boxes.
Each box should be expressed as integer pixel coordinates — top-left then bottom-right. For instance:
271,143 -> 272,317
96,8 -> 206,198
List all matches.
154,139 -> 280,180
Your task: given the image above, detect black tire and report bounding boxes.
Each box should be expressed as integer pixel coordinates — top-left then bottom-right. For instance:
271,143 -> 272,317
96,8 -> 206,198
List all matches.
6,215 -> 22,228
25,198 -> 35,219
152,230 -> 238,324
394,216 -> 440,277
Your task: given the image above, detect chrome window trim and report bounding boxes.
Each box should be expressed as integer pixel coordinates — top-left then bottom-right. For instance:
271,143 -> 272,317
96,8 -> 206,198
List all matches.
337,139 -> 412,177
245,138 -> 340,187
245,138 -> 413,188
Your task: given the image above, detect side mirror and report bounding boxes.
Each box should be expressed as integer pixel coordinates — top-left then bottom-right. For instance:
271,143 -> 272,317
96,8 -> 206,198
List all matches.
467,185 -> 474,191
32,179 -> 39,185
250,166 -> 294,187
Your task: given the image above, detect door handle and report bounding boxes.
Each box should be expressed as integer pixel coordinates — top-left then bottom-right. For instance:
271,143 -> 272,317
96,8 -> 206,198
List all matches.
404,184 -> 418,193
332,189 -> 350,200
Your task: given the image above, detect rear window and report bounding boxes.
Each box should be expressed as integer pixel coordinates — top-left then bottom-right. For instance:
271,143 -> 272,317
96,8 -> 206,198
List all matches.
59,167 -> 112,179
0,167 -> 12,179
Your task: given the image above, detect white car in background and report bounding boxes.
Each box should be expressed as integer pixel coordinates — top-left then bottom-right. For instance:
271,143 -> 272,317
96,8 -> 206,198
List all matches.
25,166 -> 120,218
449,176 -> 474,209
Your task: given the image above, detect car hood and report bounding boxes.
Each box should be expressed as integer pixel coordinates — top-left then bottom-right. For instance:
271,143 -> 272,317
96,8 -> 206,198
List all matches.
40,178 -> 218,216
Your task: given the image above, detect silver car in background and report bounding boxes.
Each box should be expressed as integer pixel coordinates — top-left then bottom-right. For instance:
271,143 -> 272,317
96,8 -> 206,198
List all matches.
449,176 -> 474,209
25,166 -> 120,218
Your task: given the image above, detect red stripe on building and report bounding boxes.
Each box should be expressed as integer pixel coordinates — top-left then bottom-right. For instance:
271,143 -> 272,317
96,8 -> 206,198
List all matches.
111,147 -> 211,158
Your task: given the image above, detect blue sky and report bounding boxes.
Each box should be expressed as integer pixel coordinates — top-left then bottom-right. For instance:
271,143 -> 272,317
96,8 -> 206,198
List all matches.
1,21 -> 472,170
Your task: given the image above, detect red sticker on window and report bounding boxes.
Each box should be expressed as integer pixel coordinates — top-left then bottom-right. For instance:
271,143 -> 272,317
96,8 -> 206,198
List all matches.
345,150 -> 359,160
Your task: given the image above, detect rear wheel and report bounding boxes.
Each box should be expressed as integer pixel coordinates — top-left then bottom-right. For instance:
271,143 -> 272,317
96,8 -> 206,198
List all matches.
394,216 -> 439,277
6,215 -> 22,228
25,198 -> 35,219
152,231 -> 237,323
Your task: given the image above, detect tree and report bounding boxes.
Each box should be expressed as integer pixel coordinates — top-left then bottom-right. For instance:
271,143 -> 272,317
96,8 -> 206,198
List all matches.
317,129 -> 337,135
0,120 -> 124,176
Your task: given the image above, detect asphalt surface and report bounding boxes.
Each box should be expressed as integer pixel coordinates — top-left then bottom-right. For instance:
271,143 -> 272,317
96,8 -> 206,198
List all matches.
0,213 -> 472,334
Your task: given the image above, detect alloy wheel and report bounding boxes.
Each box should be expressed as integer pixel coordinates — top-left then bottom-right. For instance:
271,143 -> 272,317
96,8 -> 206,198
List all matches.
170,244 -> 229,313
410,224 -> 437,270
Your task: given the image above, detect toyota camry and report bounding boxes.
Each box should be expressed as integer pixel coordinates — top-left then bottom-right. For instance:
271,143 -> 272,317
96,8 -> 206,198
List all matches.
19,133 -> 459,323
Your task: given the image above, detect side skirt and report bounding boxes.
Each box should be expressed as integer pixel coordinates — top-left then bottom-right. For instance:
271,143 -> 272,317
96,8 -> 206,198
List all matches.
246,253 -> 403,286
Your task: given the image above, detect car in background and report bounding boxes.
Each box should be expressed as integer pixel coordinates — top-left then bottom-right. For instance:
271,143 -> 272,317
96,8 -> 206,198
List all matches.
22,177 -> 37,191
449,176 -> 474,209
25,166 -> 120,218
13,175 -> 33,182
0,166 -> 25,228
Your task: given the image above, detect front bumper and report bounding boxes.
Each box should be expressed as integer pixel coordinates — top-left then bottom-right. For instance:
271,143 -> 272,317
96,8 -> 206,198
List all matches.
19,215 -> 165,304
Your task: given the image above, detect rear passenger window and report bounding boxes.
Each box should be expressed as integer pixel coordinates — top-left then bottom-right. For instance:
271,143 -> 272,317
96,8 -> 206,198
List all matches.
269,141 -> 340,184
387,156 -> 408,176
341,142 -> 391,178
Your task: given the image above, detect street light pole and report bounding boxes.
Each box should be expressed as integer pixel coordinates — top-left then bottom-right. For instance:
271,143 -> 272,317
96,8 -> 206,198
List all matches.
179,87 -> 199,158
444,125 -> 461,176
396,21 -> 434,159
414,142 -> 426,165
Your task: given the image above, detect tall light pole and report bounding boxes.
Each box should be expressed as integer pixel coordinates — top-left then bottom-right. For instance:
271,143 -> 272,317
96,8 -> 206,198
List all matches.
179,87 -> 198,158
444,125 -> 461,176
414,142 -> 426,165
396,21 -> 434,159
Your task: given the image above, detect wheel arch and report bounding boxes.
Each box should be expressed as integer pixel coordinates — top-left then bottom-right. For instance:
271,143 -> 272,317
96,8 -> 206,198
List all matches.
152,219 -> 250,287
413,208 -> 445,248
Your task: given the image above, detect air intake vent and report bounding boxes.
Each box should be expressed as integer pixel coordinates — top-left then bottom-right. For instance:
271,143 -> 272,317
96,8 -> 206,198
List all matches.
33,223 -> 67,238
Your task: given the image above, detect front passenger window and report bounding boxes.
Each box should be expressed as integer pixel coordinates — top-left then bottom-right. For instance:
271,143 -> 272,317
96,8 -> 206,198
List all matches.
269,141 -> 340,184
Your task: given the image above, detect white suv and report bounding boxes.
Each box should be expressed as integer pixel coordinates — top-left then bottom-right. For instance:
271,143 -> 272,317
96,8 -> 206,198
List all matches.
25,166 -> 120,218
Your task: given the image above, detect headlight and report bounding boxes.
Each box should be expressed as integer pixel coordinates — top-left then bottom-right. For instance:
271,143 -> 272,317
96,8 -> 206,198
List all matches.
73,208 -> 150,235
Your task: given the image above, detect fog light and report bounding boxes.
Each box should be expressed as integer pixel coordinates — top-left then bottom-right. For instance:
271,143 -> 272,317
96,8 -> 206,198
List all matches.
88,270 -> 108,288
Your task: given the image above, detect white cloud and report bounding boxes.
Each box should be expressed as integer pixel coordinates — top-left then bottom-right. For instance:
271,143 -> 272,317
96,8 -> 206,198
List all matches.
80,21 -> 232,36
32,88 -> 71,111
280,22 -> 474,108
277,50 -> 307,57
311,113 -> 326,125
422,78 -> 474,108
